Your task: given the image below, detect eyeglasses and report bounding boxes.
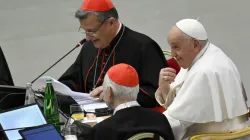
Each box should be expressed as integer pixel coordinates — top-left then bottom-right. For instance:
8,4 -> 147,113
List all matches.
78,18 -> 110,37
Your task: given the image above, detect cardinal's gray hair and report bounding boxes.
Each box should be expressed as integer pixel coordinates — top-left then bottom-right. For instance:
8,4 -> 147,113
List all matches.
102,74 -> 139,100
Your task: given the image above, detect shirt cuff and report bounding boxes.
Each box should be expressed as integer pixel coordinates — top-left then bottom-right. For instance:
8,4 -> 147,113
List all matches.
155,86 -> 175,109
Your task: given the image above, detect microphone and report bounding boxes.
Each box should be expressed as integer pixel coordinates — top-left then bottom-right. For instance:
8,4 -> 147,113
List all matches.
31,39 -> 87,84
0,122 -> 65,132
69,108 -> 113,117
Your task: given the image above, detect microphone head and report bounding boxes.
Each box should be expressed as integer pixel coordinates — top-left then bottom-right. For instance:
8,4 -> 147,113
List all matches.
77,39 -> 87,47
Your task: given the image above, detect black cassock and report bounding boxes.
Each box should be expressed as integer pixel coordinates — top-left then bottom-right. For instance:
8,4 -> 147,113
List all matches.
0,47 -> 14,86
84,107 -> 175,140
59,24 -> 168,108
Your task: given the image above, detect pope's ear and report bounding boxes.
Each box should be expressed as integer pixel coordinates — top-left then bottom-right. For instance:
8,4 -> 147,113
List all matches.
193,39 -> 200,48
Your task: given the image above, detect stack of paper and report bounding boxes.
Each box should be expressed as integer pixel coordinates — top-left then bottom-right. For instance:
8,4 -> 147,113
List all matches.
35,76 -> 91,99
34,76 -> 108,111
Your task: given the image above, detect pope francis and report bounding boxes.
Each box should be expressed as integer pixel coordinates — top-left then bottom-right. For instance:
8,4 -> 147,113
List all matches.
156,18 -> 249,140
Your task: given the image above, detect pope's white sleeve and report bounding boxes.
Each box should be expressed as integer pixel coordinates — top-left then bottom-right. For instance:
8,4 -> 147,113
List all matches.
164,111 -> 193,140
155,86 -> 176,109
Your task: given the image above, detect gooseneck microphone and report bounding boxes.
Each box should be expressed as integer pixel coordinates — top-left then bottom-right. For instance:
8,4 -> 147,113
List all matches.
31,39 -> 87,84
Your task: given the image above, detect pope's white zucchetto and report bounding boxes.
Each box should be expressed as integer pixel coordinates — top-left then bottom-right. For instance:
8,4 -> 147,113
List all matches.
176,18 -> 208,40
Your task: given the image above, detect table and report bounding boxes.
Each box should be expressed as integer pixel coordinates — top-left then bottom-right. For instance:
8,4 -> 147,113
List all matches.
81,114 -> 111,127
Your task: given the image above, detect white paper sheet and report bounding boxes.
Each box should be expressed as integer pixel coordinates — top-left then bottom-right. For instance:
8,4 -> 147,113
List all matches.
34,76 -> 91,99
34,76 -> 108,111
77,99 -> 108,112
83,102 -> 108,112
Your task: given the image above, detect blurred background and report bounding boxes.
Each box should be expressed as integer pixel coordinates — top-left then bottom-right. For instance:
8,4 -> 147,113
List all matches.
0,0 -> 249,104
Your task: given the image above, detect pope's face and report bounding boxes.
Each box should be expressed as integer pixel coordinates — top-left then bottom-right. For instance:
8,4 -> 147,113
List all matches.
167,26 -> 201,69
79,14 -> 113,49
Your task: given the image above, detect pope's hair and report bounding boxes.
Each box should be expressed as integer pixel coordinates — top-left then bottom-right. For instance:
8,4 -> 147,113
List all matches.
102,74 -> 139,100
184,34 -> 208,47
75,8 -> 119,23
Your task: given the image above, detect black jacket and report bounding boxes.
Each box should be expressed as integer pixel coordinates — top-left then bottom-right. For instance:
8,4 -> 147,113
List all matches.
85,107 -> 175,140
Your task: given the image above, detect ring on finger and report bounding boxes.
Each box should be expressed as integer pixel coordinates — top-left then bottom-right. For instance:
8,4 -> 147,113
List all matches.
163,76 -> 167,80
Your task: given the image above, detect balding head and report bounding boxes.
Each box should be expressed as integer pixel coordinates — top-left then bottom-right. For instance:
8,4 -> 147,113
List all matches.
168,26 -> 188,45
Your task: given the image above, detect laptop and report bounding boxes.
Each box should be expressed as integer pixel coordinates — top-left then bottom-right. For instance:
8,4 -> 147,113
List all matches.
0,85 -> 26,111
0,104 -> 47,140
0,46 -> 14,86
19,124 -> 64,140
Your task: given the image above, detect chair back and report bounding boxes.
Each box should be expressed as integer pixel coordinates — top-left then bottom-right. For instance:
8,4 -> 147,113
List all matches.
128,132 -> 164,140
190,127 -> 250,140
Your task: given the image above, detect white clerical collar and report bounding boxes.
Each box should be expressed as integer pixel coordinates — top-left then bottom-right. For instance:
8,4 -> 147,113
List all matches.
113,101 -> 140,115
116,21 -> 122,35
189,41 -> 210,70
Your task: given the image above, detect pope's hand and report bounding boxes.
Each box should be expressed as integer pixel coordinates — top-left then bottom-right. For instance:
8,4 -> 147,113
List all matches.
158,68 -> 176,96
90,86 -> 104,100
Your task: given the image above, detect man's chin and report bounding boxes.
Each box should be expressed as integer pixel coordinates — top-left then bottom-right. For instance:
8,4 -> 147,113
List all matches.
179,64 -> 189,69
93,44 -> 106,49
92,41 -> 104,49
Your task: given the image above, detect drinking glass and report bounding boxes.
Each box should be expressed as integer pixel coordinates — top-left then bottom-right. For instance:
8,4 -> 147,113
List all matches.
70,104 -> 84,121
64,124 -> 77,140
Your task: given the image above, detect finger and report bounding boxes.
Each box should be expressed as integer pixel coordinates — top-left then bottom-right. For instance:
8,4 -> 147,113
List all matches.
90,92 -> 98,98
90,86 -> 103,97
91,94 -> 100,98
160,74 -> 176,82
161,76 -> 175,83
162,67 -> 176,73
161,71 -> 176,77
99,92 -> 104,101
90,90 -> 100,97
97,86 -> 104,94
160,69 -> 176,76
99,86 -> 104,91
165,77 -> 175,83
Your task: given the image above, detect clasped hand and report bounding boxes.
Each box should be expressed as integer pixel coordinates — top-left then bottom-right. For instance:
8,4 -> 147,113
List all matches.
158,68 -> 176,99
90,86 -> 104,101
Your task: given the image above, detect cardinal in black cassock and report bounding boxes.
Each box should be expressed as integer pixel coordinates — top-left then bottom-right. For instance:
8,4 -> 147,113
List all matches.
82,64 -> 175,140
59,0 -> 168,108
0,46 -> 14,86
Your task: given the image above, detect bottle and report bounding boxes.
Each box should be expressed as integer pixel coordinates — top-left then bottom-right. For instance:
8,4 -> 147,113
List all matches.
24,83 -> 36,105
43,79 -> 60,131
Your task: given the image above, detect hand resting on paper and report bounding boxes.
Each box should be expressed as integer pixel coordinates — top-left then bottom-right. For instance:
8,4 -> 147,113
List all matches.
90,86 -> 104,100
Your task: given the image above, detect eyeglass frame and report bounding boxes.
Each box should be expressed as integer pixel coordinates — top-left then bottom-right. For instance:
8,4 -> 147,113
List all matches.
78,17 -> 110,37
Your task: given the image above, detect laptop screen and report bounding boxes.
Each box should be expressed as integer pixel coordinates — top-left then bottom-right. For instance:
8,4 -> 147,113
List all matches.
0,104 -> 47,140
20,124 -> 63,140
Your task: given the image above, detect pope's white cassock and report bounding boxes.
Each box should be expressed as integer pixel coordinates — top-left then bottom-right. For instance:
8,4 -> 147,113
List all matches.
156,19 -> 249,140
